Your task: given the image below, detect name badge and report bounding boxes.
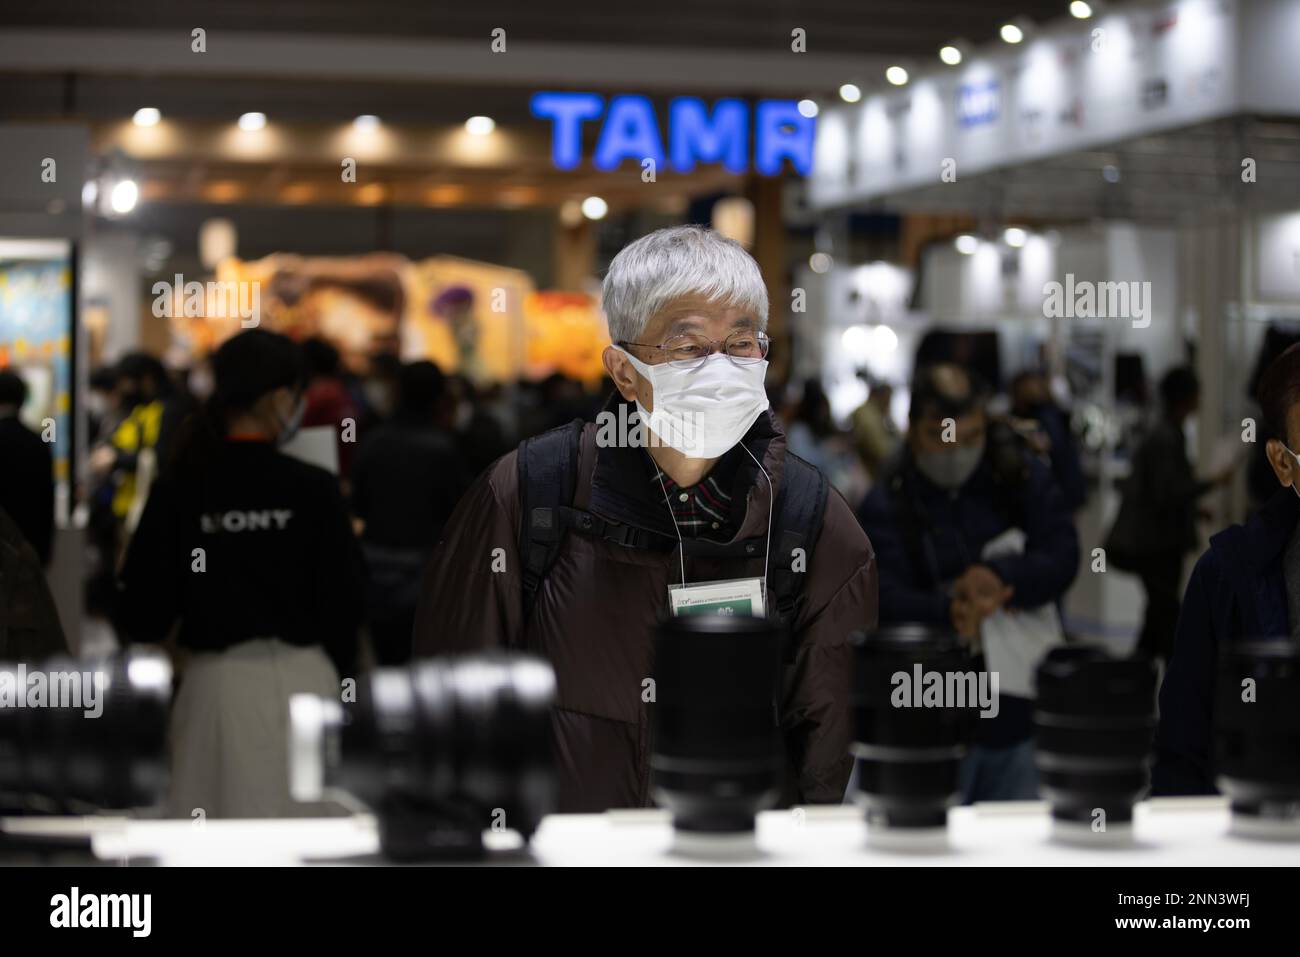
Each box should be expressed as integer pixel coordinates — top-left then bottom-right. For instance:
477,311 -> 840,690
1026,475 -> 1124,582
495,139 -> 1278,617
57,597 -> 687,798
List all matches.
668,576 -> 766,618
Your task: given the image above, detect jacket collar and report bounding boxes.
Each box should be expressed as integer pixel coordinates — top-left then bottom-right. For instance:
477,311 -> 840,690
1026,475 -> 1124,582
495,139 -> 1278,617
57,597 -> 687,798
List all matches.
585,393 -> 787,545
1211,485 -> 1300,573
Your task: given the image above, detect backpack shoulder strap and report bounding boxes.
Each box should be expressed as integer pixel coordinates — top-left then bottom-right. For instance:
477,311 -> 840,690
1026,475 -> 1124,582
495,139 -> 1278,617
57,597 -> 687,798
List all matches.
517,418 -> 585,622
767,452 -> 829,633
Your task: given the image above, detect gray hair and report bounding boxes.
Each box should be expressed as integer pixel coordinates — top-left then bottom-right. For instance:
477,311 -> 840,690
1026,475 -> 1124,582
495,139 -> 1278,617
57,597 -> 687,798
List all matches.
601,225 -> 769,344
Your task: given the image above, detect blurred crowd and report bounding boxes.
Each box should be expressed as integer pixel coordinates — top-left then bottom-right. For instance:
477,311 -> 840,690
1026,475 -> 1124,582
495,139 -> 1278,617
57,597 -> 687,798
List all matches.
0,322 -> 1279,815
2,333 -> 1244,681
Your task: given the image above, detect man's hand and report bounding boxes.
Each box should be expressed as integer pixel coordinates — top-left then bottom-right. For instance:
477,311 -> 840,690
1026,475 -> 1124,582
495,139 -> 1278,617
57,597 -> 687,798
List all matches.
950,564 -> 1014,645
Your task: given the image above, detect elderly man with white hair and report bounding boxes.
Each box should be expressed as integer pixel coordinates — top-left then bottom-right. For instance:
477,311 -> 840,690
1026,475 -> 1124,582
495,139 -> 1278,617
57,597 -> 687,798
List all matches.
414,225 -> 877,812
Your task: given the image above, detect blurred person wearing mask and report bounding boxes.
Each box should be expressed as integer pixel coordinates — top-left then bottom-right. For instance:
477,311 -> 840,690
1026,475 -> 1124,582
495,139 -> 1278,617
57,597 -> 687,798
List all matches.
1105,367 -> 1233,665
414,225 -> 878,811
300,336 -> 360,482
850,381 -> 900,480
0,371 -> 54,566
1154,345 -> 1300,794
1010,369 -> 1086,512
115,330 -> 364,818
89,353 -> 191,534
86,366 -> 121,445
352,361 -> 468,666
857,363 -> 1079,801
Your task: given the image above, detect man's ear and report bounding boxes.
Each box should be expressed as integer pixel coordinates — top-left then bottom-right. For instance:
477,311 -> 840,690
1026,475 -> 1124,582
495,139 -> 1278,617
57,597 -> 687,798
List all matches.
604,346 -> 640,403
1266,438 -> 1296,488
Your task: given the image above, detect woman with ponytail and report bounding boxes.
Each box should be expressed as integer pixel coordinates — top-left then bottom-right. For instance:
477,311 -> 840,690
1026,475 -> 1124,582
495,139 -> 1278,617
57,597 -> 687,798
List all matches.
116,329 -> 364,818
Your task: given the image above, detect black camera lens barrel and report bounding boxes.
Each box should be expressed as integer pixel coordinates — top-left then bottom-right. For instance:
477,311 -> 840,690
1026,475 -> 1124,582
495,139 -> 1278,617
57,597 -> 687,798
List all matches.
0,650 -> 171,812
1214,640 -> 1300,839
1033,645 -> 1156,841
851,624 -> 975,844
650,614 -> 784,838
290,652 -> 558,859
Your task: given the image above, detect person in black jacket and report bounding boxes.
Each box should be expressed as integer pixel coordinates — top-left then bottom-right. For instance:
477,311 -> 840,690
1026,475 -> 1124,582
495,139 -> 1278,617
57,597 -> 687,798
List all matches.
0,506 -> 66,659
115,330 -> 364,818
0,371 -> 54,567
858,363 -> 1080,802
1154,344 -> 1300,794
1118,368 -> 1232,664
1010,369 -> 1086,513
351,361 -> 468,665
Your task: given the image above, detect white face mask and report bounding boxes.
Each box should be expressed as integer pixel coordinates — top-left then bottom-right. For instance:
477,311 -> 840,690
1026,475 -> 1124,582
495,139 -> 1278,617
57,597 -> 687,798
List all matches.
615,346 -> 769,459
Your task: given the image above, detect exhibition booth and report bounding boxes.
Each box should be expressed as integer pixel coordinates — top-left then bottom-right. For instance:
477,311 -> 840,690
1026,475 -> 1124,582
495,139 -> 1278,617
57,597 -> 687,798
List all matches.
802,0 -> 1300,642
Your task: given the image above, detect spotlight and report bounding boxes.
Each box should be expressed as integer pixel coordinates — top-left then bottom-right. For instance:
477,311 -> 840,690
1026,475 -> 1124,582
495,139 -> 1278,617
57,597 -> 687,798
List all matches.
809,252 -> 833,274
465,115 -> 496,136
132,108 -> 161,128
954,234 -> 978,256
839,83 -> 862,104
581,196 -> 608,220
1070,1 -> 1094,19
238,112 -> 267,131
110,179 -> 139,215
797,99 -> 819,118
353,114 -> 380,132
1004,227 -> 1028,248
939,45 -> 963,66
885,66 -> 909,87
1000,23 -> 1025,44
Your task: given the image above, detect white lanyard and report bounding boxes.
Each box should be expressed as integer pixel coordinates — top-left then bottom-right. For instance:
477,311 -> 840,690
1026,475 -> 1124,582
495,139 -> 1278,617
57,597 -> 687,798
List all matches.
648,445 -> 773,609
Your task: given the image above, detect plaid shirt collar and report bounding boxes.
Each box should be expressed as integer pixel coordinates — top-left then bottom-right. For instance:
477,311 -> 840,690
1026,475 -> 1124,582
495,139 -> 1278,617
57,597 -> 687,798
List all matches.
646,448 -> 741,540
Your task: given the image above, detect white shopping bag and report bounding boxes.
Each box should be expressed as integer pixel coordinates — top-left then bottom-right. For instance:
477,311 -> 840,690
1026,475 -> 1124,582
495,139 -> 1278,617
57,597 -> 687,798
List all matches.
978,527 -> 1066,698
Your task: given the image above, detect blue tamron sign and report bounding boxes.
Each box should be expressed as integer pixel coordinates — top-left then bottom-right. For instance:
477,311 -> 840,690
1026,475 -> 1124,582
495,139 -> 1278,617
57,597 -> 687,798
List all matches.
530,92 -> 815,176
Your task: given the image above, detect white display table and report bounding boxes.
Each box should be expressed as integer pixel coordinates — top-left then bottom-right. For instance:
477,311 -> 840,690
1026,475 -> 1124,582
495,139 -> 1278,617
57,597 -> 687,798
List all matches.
4,796 -> 1298,866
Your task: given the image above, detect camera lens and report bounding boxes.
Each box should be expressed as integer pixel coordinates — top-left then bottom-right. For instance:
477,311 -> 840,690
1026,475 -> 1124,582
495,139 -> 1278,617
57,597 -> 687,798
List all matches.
0,650 -> 171,812
290,652 -> 557,859
650,614 -> 783,839
1214,641 -> 1300,839
1033,646 -> 1156,842
851,624 -> 974,846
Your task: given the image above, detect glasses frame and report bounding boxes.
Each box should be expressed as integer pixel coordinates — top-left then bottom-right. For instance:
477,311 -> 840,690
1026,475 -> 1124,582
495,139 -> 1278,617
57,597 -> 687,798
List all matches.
618,330 -> 771,371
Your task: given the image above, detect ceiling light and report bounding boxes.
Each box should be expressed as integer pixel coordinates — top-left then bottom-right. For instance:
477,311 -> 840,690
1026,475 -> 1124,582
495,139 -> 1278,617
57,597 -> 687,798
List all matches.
238,112 -> 267,131
110,179 -> 139,214
132,107 -> 161,127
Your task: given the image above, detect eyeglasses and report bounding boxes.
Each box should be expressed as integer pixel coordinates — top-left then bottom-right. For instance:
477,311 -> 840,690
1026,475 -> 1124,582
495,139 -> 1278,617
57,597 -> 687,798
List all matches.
619,330 -> 771,371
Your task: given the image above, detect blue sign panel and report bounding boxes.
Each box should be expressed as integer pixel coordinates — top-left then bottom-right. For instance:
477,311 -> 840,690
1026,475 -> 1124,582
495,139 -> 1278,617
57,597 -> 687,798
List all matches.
530,92 -> 814,175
